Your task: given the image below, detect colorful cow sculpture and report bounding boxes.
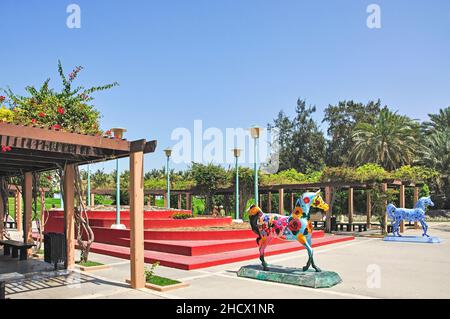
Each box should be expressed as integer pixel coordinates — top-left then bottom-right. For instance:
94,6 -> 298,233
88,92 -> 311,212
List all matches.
248,191 -> 329,272
386,196 -> 434,237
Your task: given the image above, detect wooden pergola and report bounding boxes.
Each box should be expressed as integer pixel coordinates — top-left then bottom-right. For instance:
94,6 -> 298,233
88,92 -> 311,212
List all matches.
95,179 -> 423,234
0,122 -> 156,289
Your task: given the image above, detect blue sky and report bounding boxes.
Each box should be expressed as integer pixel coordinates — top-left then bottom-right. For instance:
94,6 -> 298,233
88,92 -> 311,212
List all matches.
1,0 -> 449,173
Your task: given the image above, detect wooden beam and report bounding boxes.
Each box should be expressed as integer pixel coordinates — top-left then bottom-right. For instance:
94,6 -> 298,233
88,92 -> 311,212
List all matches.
177,194 -> 182,210
129,150 -> 145,289
24,172 -> 33,250
0,122 -> 130,151
348,187 -> 354,224
63,165 -> 75,269
279,188 -> 284,215
186,193 -> 190,210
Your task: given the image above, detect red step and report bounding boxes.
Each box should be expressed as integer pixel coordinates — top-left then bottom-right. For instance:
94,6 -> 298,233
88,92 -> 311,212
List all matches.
85,210 -> 192,219
88,235 -> 355,270
88,217 -> 232,229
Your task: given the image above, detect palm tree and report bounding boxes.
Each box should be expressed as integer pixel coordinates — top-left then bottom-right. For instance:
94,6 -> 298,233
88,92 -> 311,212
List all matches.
350,109 -> 421,170
423,106 -> 450,133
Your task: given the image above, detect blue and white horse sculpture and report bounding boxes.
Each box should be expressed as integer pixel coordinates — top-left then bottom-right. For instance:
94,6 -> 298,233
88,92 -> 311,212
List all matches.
386,196 -> 434,237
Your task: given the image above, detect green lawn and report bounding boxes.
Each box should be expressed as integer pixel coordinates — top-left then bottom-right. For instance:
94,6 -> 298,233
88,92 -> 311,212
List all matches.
76,260 -> 104,267
147,275 -> 181,286
7,197 -> 62,219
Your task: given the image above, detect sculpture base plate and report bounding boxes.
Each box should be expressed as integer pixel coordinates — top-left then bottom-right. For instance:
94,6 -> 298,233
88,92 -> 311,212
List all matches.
237,264 -> 342,289
383,235 -> 441,243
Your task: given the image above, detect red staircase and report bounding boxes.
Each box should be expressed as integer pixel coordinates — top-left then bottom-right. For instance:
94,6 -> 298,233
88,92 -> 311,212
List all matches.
42,209 -> 355,270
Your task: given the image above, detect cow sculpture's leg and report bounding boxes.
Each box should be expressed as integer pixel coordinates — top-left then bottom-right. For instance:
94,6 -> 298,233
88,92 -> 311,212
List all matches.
258,236 -> 271,271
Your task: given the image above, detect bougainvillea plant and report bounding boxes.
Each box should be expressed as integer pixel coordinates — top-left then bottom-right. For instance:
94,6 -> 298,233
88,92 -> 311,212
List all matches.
1,60 -> 118,135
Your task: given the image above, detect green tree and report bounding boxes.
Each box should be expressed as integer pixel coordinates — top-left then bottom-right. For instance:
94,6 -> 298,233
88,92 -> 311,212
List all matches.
323,100 -> 382,166
350,109 -> 421,170
268,110 -> 294,171
190,163 -> 229,213
2,60 -> 117,134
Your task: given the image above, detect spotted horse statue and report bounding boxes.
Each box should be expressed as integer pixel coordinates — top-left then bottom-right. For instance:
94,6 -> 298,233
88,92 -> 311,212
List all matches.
384,196 -> 441,243
248,190 -> 329,272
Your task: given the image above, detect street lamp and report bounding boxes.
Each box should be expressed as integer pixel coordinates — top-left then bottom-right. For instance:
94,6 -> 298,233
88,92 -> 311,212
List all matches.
250,125 -> 262,206
111,127 -> 127,230
164,148 -> 172,209
232,148 -> 242,222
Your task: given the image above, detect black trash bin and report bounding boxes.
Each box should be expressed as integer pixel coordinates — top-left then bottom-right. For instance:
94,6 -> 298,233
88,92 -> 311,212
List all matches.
44,233 -> 67,270
330,216 -> 337,231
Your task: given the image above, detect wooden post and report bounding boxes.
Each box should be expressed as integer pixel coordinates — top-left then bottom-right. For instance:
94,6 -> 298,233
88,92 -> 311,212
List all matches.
279,188 -> 284,215
381,183 -> 388,234
268,192 -> 272,213
325,186 -> 332,233
366,191 -> 372,229
63,165 -> 75,269
24,172 -> 33,248
348,187 -> 354,225
15,190 -> 22,232
259,194 -> 262,208
0,193 -> 4,240
164,193 -> 168,208
290,193 -> 295,212
40,190 -> 45,233
177,194 -> 182,210
129,150 -> 145,289
186,193 -> 190,210
399,184 -> 405,233
225,194 -> 230,215
413,186 -> 419,229
90,193 -> 95,207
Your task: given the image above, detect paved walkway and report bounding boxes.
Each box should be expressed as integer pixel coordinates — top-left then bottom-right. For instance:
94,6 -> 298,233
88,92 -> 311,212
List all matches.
3,222 -> 450,299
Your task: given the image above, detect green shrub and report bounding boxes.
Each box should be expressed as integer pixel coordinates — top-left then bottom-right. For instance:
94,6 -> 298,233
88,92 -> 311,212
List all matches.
172,213 -> 191,219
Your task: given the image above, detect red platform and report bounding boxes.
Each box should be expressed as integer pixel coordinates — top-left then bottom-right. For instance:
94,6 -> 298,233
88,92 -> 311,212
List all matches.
42,209 -> 355,270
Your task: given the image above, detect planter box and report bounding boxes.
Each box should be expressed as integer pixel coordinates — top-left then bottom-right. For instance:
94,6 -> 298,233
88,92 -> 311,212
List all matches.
76,264 -> 111,272
125,279 -> 189,292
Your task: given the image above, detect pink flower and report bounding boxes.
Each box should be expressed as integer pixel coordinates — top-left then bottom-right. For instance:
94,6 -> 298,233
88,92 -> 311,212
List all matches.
51,124 -> 61,130
57,106 -> 65,114
38,112 -> 46,118
1,145 -> 12,153
31,119 -> 37,124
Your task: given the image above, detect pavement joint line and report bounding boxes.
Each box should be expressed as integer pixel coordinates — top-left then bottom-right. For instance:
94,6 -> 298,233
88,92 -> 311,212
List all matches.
70,288 -> 133,299
209,271 -> 377,299
268,237 -> 378,264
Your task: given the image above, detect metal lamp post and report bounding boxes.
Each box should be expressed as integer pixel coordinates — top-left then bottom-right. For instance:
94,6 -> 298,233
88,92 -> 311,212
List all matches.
164,148 -> 172,209
111,127 -> 127,229
250,126 -> 262,206
232,148 -> 241,222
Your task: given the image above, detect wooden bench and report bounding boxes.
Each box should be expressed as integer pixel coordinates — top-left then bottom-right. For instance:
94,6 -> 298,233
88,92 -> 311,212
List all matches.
0,240 -> 35,261
3,221 -> 17,229
334,223 -> 368,232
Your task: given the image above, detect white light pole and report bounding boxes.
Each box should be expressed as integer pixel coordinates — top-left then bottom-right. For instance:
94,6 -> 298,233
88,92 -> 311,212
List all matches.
232,148 -> 243,223
250,126 -> 262,206
111,127 -> 127,230
164,148 -> 172,209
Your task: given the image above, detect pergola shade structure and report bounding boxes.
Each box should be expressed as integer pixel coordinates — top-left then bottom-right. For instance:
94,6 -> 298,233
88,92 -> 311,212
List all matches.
0,122 -> 157,289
